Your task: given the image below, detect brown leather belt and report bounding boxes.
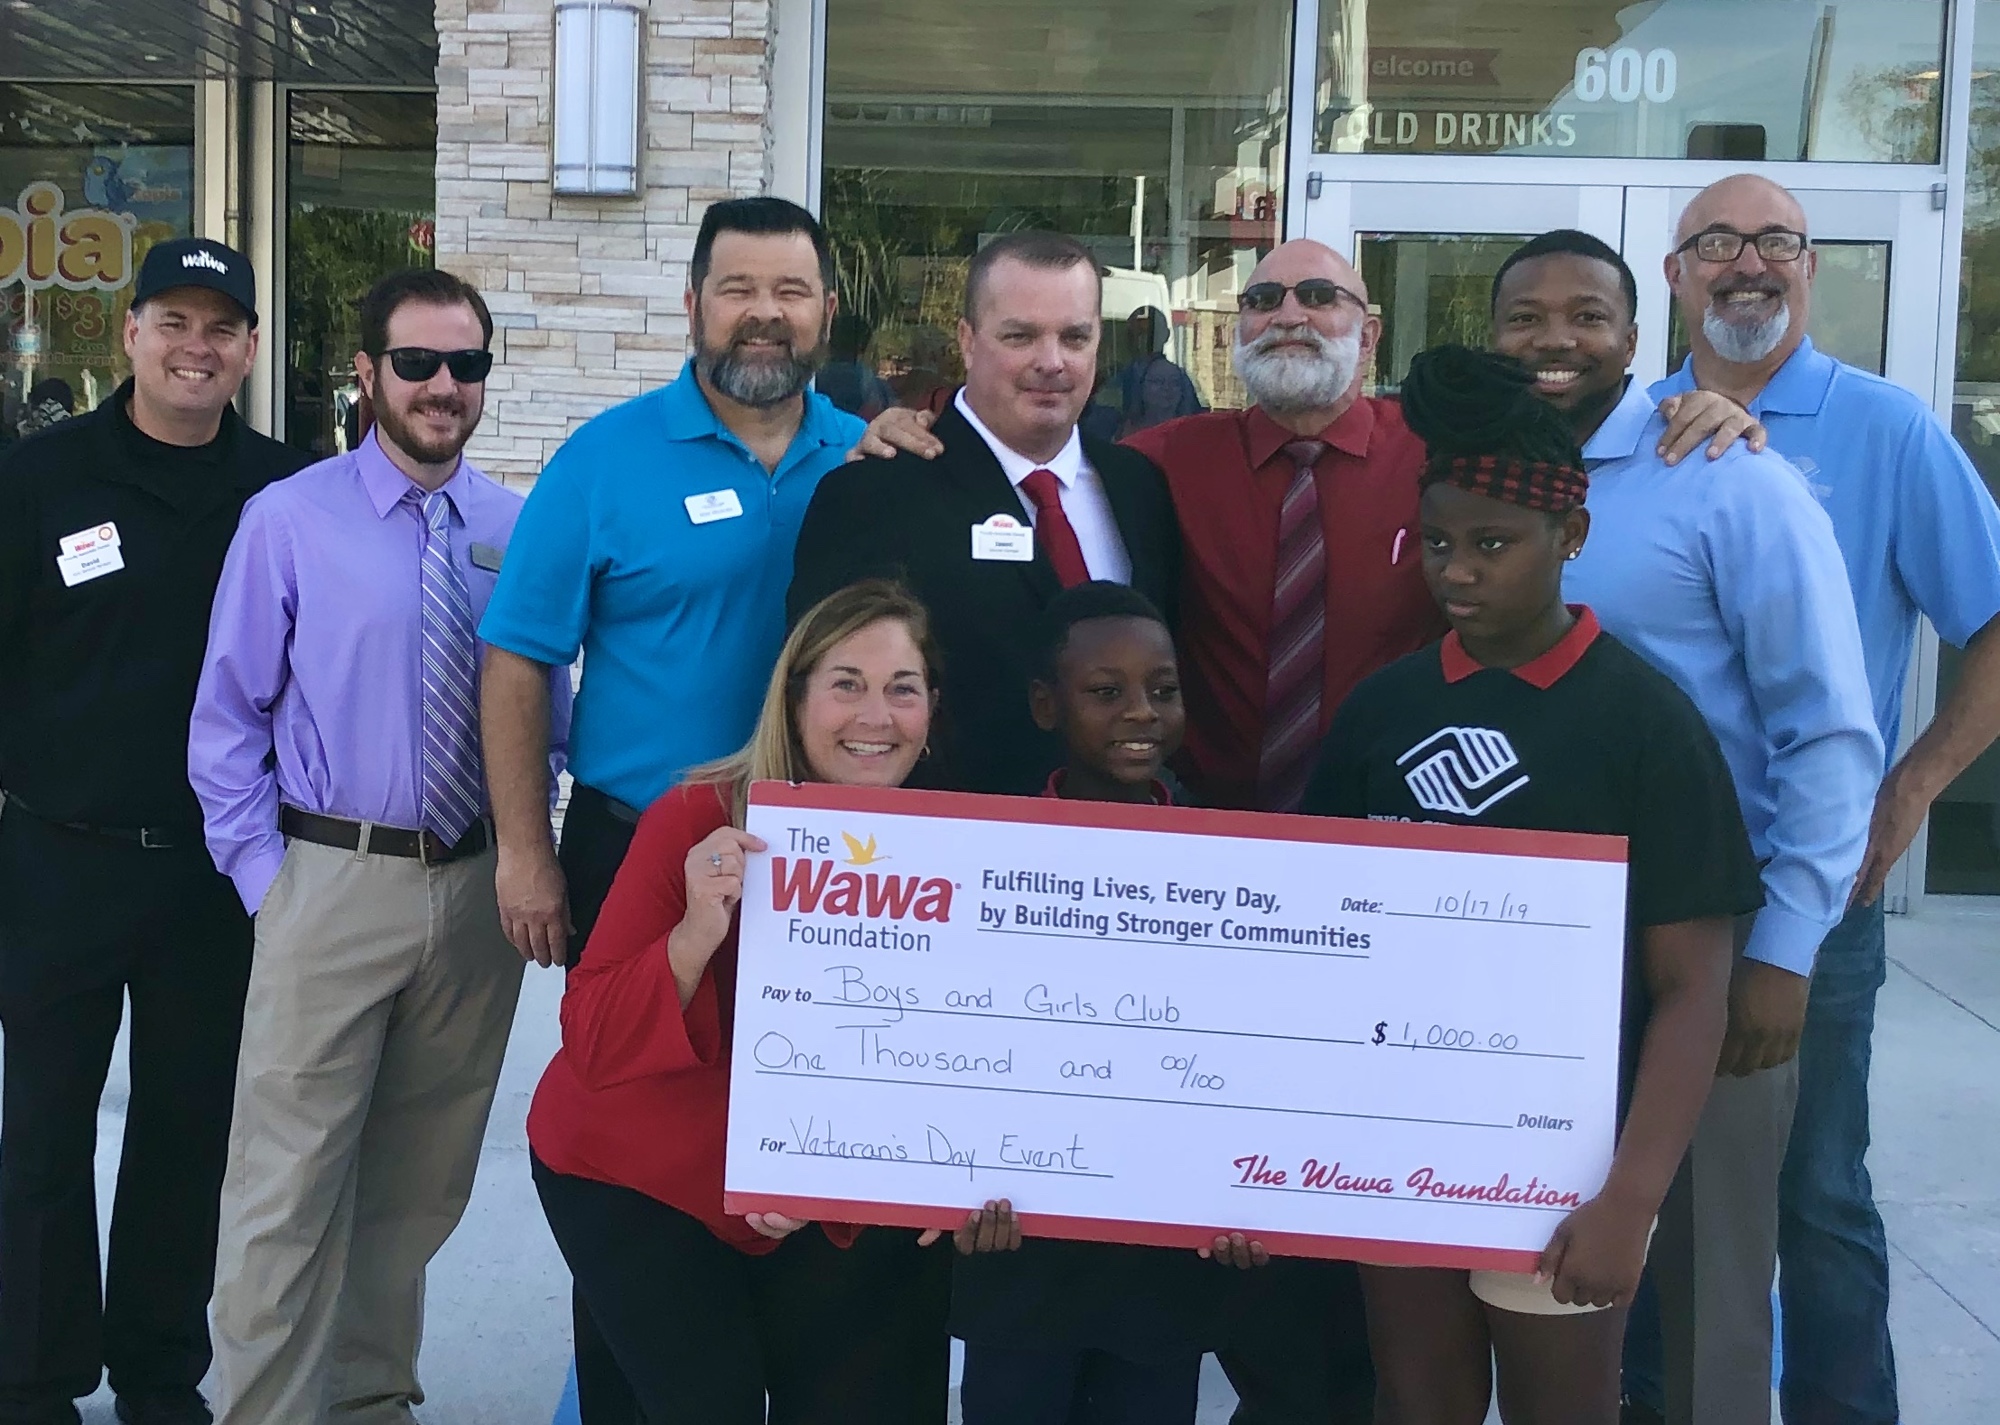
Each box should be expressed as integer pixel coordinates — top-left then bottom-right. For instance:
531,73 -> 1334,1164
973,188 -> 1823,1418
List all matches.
279,806 -> 490,865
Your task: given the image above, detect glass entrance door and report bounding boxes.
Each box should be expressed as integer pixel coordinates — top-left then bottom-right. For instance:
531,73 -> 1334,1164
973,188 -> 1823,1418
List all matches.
1303,175 -> 1953,910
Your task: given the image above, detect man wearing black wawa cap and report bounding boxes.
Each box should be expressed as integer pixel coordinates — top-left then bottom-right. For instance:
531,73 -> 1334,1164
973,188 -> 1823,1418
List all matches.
0,237 -> 307,1425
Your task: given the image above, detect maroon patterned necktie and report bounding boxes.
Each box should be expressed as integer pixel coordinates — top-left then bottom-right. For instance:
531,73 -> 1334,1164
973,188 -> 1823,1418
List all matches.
1257,440 -> 1330,812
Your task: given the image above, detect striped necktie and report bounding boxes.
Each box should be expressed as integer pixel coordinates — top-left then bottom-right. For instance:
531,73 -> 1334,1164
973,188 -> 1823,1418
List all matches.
410,488 -> 483,845
1257,439 -> 1330,812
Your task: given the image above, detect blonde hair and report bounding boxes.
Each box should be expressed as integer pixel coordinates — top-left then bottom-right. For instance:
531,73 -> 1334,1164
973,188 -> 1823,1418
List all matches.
685,579 -> 942,824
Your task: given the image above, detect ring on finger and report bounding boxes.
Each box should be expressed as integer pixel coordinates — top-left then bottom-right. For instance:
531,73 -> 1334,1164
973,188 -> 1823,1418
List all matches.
710,852 -> 724,868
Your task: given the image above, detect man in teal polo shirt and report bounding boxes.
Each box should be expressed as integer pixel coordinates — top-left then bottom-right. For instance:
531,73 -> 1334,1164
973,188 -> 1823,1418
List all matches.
477,196 -> 861,1425
1644,175 -> 2000,1425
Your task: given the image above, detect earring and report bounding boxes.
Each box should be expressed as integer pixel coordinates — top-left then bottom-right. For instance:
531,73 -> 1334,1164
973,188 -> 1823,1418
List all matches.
919,743 -> 932,761
1565,550 -> 1581,561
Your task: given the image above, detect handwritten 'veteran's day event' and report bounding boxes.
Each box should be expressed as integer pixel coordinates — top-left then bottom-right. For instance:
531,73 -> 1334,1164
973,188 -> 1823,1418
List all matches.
722,781 -> 1629,1271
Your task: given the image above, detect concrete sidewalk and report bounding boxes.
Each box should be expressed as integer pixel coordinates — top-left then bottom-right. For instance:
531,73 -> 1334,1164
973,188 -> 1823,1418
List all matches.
48,911 -> 2000,1422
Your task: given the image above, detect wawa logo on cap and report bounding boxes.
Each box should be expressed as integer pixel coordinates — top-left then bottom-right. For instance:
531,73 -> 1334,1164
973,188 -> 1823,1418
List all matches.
181,249 -> 229,274
770,830 -> 954,922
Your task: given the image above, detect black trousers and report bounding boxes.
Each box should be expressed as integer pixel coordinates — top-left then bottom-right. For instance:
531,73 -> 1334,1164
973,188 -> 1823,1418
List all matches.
959,1342 -> 1201,1425
0,808 -> 251,1416
558,783 -> 646,1425
535,1157 -> 948,1424
1216,1258 -> 1376,1424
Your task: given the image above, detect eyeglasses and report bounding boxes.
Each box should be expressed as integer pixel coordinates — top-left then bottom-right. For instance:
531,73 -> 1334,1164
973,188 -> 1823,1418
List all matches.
1673,227 -> 1808,264
381,347 -> 494,383
1237,279 -> 1365,314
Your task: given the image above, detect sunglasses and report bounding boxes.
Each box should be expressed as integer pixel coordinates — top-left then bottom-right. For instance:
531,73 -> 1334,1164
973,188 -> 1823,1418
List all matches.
381,347 -> 494,383
1673,227 -> 1808,264
1237,279 -> 1365,314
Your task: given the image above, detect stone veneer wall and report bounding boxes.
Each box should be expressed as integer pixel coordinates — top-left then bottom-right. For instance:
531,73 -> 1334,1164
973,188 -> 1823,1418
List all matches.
434,0 -> 774,485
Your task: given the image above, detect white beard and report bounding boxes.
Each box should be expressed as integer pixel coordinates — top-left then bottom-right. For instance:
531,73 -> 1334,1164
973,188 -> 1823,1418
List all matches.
1233,324 -> 1362,414
1703,299 -> 1791,365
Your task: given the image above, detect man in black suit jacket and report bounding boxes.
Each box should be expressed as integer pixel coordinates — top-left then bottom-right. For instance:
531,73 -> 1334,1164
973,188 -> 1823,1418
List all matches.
790,231 -> 1180,796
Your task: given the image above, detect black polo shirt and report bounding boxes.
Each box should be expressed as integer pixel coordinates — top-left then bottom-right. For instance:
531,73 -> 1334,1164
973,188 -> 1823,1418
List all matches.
1303,608 -> 1763,1111
0,383 -> 307,832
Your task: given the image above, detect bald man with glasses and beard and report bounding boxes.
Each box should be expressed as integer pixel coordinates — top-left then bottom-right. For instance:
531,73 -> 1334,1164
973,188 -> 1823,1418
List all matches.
1622,173 -> 2000,1425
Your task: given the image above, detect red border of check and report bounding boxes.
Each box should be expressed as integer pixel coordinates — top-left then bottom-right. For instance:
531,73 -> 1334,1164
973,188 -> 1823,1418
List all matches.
745,779 -> 1626,862
718,1193 -> 1543,1272
726,780 -> 1623,1273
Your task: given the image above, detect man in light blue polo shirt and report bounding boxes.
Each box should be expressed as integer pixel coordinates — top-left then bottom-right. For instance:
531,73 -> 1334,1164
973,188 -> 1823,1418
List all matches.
1490,228 -> 1880,1425
476,196 -> 860,1425
1655,175 -> 2000,1425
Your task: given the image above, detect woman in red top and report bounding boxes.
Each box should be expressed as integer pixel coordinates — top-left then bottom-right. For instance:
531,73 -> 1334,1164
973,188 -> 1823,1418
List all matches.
528,580 -> 1013,1423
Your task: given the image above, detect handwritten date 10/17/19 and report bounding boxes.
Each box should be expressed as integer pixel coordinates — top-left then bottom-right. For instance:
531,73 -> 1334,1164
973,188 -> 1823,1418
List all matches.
1373,1021 -> 1522,1053
1434,888 -> 1531,922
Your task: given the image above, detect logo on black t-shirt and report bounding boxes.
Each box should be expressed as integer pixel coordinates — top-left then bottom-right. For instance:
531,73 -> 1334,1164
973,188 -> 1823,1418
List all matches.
1397,726 -> 1530,818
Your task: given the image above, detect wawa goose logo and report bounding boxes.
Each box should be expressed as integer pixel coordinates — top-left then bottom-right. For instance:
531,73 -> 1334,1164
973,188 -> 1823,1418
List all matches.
770,830 -> 955,921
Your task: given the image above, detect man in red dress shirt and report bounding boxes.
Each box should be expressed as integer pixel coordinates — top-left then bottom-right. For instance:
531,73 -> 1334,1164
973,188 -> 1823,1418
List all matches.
1120,242 -> 1434,813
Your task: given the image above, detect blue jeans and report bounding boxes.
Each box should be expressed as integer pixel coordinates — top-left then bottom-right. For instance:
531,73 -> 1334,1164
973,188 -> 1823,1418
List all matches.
1622,1270 -> 1663,1409
1778,898 -> 1898,1424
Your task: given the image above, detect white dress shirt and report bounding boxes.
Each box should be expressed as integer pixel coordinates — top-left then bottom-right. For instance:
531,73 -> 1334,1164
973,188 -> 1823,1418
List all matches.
955,390 -> 1133,584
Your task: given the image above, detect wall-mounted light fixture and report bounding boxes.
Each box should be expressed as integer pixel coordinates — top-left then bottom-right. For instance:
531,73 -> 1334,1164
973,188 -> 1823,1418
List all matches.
552,1 -> 642,196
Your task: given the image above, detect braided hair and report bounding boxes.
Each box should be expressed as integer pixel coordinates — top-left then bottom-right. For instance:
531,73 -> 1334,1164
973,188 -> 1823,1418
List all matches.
1400,345 -> 1589,513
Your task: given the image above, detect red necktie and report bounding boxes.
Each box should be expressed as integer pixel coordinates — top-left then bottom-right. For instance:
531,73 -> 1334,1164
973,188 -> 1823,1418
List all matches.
1020,467 -> 1090,588
1257,440 -> 1330,812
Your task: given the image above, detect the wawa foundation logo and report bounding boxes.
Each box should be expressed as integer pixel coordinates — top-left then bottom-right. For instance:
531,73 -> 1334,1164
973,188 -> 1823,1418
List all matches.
770,831 -> 955,922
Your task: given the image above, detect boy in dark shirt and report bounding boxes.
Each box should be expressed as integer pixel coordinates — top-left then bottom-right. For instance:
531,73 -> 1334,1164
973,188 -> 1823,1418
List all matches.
951,580 -> 1223,1424
1303,346 -> 1762,1423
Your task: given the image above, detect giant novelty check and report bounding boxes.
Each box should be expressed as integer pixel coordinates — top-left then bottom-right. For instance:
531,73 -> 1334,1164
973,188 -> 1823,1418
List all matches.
723,782 -> 1628,1271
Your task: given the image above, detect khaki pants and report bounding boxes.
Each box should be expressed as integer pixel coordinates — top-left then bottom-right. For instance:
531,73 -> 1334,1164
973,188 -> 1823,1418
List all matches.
1652,916 -> 1802,1425
211,837 -> 524,1425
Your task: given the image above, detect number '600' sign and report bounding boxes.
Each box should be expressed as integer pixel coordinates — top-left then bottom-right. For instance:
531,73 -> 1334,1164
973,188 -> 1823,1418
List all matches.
1573,47 -> 1677,105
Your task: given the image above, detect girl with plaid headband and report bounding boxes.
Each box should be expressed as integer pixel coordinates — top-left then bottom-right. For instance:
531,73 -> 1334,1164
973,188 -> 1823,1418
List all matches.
1300,344 -> 1761,1424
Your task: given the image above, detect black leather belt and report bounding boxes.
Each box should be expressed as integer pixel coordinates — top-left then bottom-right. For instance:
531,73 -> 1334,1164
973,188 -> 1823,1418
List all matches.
573,782 -> 645,825
604,794 -> 644,825
280,806 -> 490,865
3,793 -> 191,850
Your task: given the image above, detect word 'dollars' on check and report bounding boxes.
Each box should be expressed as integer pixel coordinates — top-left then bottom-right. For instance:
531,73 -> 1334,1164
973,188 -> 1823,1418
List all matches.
723,781 -> 1628,1271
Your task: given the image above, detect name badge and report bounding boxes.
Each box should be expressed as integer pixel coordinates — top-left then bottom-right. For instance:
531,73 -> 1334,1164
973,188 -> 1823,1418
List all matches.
971,513 -> 1034,562
56,521 -> 125,588
470,541 -> 505,572
685,489 -> 745,525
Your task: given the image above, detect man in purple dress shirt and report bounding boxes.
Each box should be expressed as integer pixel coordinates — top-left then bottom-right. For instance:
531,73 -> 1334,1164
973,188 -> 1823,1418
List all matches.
188,268 -> 568,1423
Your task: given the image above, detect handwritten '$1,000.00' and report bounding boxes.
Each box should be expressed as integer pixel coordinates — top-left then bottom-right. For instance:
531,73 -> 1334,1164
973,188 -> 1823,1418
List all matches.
723,781 -> 1627,1271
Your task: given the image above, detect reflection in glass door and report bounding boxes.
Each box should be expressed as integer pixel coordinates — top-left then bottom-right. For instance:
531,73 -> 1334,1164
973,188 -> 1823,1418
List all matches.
1313,0 -> 1949,164
285,90 -> 438,459
819,0 -> 1294,423
1360,235 -> 1532,390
